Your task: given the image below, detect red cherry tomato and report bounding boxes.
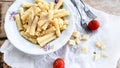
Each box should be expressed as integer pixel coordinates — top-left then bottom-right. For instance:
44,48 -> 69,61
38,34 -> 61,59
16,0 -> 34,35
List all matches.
88,20 -> 100,30
53,58 -> 64,68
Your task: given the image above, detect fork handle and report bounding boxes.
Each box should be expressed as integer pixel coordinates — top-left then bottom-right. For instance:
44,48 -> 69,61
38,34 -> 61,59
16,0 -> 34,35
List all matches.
79,0 -> 86,9
71,0 -> 88,24
71,0 -> 82,20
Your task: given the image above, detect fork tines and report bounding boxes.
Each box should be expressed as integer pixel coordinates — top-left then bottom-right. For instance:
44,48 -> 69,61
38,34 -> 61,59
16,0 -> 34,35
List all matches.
86,10 -> 97,19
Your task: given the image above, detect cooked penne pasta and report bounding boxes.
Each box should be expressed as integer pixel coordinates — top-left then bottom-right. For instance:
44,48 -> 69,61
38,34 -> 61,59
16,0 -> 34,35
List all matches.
30,16 -> 39,35
58,18 -> 64,28
54,9 -> 66,14
39,11 -> 48,19
37,34 -> 56,47
19,7 -> 24,17
22,3 -> 33,8
42,2 -> 49,10
21,12 -> 31,24
36,25 -> 42,32
48,10 -> 54,20
60,25 -> 67,30
55,0 -> 63,9
38,2 -> 48,12
40,35 -> 56,47
15,14 -> 23,31
52,18 -> 61,37
35,31 -> 40,36
23,24 -> 28,30
54,11 -> 69,18
63,20 -> 69,25
37,32 -> 55,44
41,21 -> 49,30
33,7 -> 41,15
40,26 -> 56,36
20,31 -> 37,44
26,10 -> 34,33
49,2 -> 54,10
35,0 -> 43,3
38,19 -> 47,27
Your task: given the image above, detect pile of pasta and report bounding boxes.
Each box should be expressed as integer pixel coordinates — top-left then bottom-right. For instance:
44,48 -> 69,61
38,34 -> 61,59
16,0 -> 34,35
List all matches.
15,0 -> 69,47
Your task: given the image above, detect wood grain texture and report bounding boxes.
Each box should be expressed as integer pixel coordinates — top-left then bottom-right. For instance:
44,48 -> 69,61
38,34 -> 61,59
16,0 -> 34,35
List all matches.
0,40 -> 4,46
0,0 -> 14,68
0,3 -> 1,21
84,0 -> 120,16
0,2 -> 13,38
0,0 -> 14,2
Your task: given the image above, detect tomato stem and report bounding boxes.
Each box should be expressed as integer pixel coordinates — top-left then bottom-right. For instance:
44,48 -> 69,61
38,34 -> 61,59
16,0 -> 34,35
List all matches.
91,19 -> 94,25
56,61 -> 58,65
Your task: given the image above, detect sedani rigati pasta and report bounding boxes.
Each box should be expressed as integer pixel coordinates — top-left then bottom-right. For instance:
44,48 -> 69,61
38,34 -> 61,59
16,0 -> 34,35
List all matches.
14,0 -> 69,47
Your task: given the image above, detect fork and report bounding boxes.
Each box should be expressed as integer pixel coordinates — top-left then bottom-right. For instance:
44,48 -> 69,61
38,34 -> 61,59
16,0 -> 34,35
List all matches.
80,0 -> 97,19
71,0 -> 91,33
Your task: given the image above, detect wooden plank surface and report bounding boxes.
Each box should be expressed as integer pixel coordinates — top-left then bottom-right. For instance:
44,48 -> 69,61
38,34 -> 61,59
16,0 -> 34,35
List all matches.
0,0 -> 14,2
0,2 -> 13,45
0,0 -> 14,68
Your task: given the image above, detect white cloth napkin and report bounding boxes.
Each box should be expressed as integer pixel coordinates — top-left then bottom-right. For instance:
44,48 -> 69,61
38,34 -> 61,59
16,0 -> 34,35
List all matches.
1,0 -> 120,68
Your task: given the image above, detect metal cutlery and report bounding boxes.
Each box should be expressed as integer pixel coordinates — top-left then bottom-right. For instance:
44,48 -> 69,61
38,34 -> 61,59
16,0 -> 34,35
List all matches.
80,0 -> 97,19
71,0 -> 91,33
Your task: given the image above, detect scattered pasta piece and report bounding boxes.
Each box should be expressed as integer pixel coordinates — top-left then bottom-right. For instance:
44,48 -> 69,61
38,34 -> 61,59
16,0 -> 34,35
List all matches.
74,38 -> 80,45
81,34 -> 89,41
101,45 -> 106,50
93,54 -> 100,61
68,31 -> 81,46
95,41 -> 102,48
72,31 -> 81,39
81,46 -> 89,53
101,52 -> 108,57
68,39 -> 76,46
95,40 -> 106,50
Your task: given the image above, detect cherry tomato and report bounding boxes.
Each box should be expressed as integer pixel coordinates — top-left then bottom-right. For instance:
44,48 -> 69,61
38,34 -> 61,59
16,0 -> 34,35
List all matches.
53,58 -> 64,68
88,19 -> 100,30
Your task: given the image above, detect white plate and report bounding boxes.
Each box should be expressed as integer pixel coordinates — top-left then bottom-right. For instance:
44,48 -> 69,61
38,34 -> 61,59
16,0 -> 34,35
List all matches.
4,0 -> 74,55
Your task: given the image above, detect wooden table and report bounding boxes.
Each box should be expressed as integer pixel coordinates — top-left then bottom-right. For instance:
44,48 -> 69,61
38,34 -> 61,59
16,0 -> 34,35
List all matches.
0,0 -> 14,45
0,0 -> 14,68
